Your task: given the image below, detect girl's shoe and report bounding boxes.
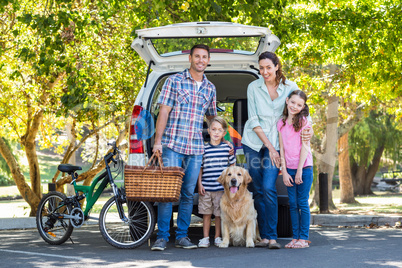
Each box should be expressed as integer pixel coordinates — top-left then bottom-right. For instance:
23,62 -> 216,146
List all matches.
214,237 -> 223,247
198,237 -> 210,248
292,240 -> 311,248
285,239 -> 298,249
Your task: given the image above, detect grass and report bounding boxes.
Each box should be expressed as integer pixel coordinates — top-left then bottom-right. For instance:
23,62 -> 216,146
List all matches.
331,190 -> 402,215
20,151 -> 93,184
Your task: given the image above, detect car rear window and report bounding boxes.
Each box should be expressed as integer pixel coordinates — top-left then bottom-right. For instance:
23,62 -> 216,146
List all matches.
151,36 -> 261,57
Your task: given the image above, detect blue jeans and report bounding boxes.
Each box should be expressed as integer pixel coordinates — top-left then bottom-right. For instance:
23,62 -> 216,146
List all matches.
286,167 -> 313,240
156,147 -> 202,241
243,144 -> 279,240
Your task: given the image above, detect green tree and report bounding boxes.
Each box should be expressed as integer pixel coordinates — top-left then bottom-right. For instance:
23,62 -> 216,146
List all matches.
349,111 -> 402,195
0,0 -> 142,214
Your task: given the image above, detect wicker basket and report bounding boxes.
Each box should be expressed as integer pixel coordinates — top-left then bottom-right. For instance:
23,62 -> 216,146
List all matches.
124,151 -> 184,202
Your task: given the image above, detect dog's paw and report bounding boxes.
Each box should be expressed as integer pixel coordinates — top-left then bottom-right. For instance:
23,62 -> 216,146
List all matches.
246,241 -> 255,248
219,242 -> 229,248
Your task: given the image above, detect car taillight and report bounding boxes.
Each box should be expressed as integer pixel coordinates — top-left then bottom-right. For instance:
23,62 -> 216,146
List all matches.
129,105 -> 144,154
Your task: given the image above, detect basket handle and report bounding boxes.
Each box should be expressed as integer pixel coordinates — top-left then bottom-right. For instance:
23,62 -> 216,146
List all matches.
142,151 -> 164,175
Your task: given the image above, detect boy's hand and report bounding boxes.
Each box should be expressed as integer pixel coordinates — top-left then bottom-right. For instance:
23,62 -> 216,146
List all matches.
295,170 -> 303,185
282,172 -> 294,187
198,185 -> 206,196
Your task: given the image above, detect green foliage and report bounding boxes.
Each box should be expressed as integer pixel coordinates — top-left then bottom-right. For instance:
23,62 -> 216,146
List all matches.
349,110 -> 401,167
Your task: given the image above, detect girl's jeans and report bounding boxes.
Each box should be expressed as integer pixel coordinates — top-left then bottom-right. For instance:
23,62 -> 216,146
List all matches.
156,147 -> 202,241
286,167 -> 313,240
243,144 -> 279,240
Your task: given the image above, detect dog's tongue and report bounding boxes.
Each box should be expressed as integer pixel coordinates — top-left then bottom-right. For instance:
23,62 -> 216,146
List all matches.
230,186 -> 238,194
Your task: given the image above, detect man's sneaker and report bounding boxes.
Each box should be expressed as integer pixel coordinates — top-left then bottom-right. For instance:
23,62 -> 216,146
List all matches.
151,238 -> 167,251
175,237 -> 197,249
214,237 -> 223,247
198,237 -> 210,248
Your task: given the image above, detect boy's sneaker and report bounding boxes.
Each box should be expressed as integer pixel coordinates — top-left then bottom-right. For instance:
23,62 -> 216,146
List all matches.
198,237 -> 210,248
175,237 -> 197,249
151,238 -> 167,251
214,237 -> 223,247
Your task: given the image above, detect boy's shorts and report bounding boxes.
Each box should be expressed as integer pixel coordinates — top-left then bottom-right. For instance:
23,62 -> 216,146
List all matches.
198,191 -> 224,216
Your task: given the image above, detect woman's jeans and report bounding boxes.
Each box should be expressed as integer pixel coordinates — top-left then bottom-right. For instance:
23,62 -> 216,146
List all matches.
243,144 -> 279,240
156,147 -> 202,241
286,167 -> 313,240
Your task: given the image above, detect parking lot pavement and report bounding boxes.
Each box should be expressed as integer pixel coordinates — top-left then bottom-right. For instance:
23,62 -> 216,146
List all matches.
0,226 -> 401,268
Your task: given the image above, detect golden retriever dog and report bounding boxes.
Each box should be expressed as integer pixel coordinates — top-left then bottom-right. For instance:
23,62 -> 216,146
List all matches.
217,166 -> 260,248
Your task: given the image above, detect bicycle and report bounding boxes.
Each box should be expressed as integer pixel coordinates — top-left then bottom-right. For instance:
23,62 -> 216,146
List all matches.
36,142 -> 156,249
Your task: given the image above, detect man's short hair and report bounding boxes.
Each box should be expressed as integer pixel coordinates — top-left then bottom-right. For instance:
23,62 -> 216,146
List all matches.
190,44 -> 210,57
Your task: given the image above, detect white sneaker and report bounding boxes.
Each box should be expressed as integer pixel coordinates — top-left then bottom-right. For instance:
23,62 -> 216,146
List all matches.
198,237 -> 210,248
214,237 -> 223,247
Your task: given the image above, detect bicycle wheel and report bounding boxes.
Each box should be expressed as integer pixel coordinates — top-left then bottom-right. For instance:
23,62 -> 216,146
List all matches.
99,196 -> 155,249
36,191 -> 74,245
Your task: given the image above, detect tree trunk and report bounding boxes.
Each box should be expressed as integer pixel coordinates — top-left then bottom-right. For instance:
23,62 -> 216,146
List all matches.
338,132 -> 357,203
311,95 -> 338,211
353,165 -> 367,195
0,138 -> 41,211
24,111 -> 43,198
21,105 -> 44,216
364,145 -> 384,194
351,144 -> 385,196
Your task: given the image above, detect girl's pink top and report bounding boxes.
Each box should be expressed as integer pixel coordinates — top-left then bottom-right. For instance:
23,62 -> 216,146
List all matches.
277,117 -> 313,169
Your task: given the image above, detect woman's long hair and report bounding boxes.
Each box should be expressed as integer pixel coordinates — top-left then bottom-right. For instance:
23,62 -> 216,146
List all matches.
258,51 -> 286,86
280,90 -> 309,132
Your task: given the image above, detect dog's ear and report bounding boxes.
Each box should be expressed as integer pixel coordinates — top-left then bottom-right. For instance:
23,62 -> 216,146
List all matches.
244,169 -> 252,184
218,168 -> 227,185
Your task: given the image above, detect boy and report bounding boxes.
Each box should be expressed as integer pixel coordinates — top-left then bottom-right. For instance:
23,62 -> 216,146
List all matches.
197,116 -> 236,247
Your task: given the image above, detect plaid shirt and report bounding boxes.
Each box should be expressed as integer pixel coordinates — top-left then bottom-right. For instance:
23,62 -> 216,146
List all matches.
158,69 -> 217,155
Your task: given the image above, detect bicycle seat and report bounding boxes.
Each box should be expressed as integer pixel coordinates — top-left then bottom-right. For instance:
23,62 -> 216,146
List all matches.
58,164 -> 82,173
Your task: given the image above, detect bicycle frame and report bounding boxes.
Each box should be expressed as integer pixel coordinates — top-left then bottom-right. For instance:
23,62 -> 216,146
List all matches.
72,170 -> 110,217
70,151 -> 125,220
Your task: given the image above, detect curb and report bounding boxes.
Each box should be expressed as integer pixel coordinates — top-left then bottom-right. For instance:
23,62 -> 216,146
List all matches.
0,217 -> 98,230
311,214 -> 402,227
1,214 -> 401,230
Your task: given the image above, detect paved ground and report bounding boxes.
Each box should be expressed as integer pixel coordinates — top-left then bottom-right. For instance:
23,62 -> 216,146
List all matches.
0,225 -> 401,268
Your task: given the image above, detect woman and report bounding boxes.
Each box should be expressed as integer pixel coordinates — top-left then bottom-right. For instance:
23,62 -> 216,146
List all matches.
241,52 -> 313,249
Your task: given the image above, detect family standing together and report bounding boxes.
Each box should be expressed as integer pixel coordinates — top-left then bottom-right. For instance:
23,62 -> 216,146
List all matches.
151,44 -> 314,251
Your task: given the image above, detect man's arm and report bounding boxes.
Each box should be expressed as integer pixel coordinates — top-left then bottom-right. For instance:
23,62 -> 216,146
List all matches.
153,104 -> 172,153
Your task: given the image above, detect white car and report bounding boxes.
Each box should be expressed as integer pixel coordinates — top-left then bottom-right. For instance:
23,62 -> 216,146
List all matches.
127,21 -> 282,217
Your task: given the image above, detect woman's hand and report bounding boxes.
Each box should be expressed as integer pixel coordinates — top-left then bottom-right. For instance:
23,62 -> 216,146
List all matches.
282,172 -> 294,187
295,169 -> 303,185
269,149 -> 281,168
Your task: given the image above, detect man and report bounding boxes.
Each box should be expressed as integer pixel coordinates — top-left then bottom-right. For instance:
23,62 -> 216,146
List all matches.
151,44 -> 217,251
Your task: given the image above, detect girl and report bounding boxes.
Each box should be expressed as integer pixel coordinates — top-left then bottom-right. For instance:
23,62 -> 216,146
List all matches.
277,90 -> 313,249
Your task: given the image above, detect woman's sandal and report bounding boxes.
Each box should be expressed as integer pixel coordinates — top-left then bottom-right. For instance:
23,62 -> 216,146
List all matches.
292,240 -> 311,249
285,240 -> 298,249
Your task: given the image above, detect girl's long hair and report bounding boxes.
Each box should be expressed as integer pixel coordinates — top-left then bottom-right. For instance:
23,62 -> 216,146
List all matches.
258,51 -> 286,86
280,90 -> 309,132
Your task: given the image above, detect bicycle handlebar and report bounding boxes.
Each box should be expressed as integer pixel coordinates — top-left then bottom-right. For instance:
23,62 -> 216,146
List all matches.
104,140 -> 120,165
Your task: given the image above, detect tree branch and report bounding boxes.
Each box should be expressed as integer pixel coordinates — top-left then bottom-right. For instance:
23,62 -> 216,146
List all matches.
338,103 -> 365,138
